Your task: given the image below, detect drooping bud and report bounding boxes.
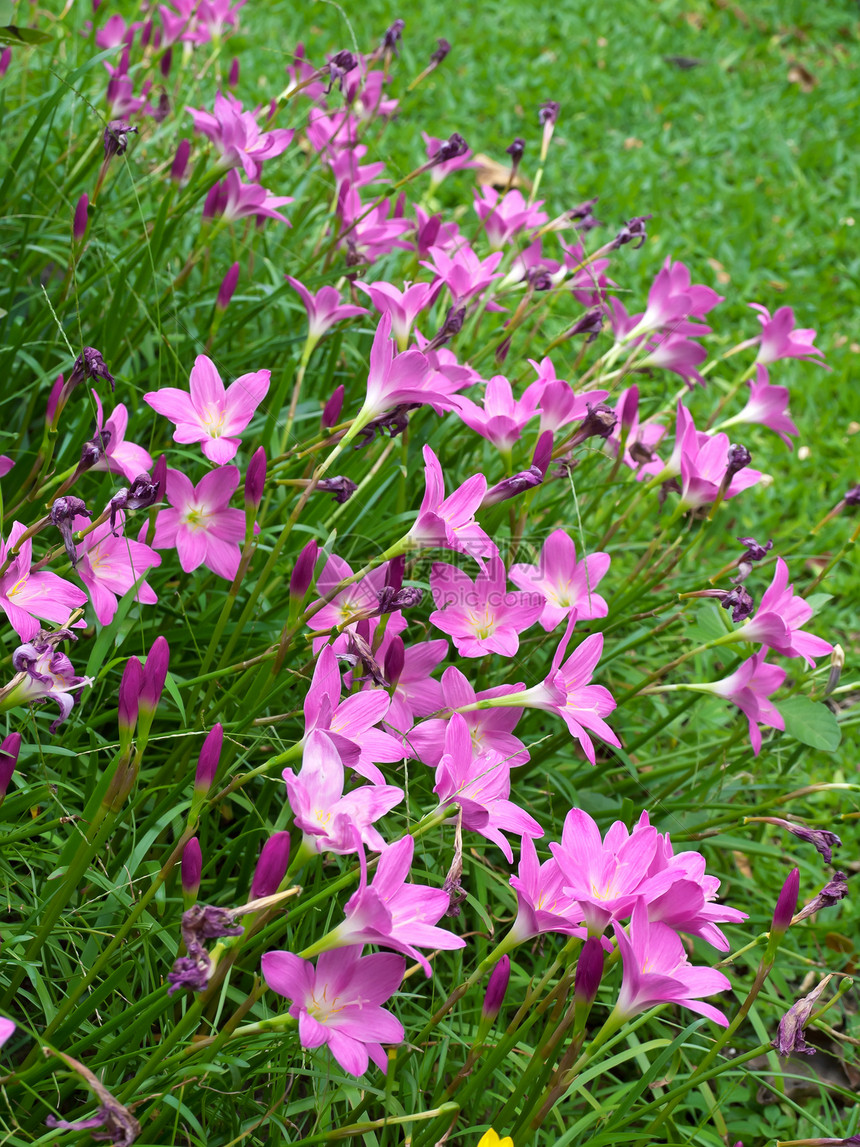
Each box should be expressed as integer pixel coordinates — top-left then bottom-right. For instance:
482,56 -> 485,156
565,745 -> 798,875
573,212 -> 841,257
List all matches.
103,119 -> 138,160
424,305 -> 466,352
117,656 -> 143,744
430,38 -> 451,65
316,476 -> 357,504
171,138 -> 191,183
381,18 -> 405,54
733,535 -> 773,582
216,261 -> 240,312
321,384 -> 345,429
108,471 -> 162,533
429,133 -> 469,167
574,935 -> 604,1009
611,214 -> 651,250
228,56 -> 240,86
566,403 -> 617,449
194,724 -> 223,796
770,867 -> 800,939
73,194 -> 89,241
250,831 -> 291,899
245,446 -> 266,509
773,974 -> 832,1057
720,585 -> 755,622
290,539 -> 319,601
506,137 -> 525,171
793,872 -> 848,924
50,496 -> 90,566
324,50 -> 357,94
181,837 -> 202,901
383,635 -> 405,687
482,955 -> 510,1022
0,733 -> 22,805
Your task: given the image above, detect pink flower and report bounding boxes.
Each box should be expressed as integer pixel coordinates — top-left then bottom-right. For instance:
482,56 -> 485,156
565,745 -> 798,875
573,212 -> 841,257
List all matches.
203,169 -> 293,224
408,445 -> 495,564
509,529 -> 610,632
742,558 -> 832,666
693,650 -> 786,755
452,374 -> 539,452
90,391 -> 153,482
422,132 -> 474,186
750,304 -> 825,365
307,553 -> 389,647
420,244 -> 505,306
283,730 -> 403,855
187,92 -> 292,179
356,281 -> 434,350
355,315 -> 443,430
678,430 -> 762,511
0,457 -> 14,478
605,386 -> 666,470
0,523 -> 87,640
74,514 -> 161,626
429,557 -> 542,658
261,946 -> 404,1076
639,333 -> 708,389
337,187 -> 413,264
368,629 -> 449,734
324,835 -> 466,975
433,714 -> 542,862
473,187 -> 548,250
0,636 -> 92,733
509,834 -> 586,943
645,850 -> 747,952
613,901 -> 731,1025
627,258 -> 723,340
286,277 -> 367,344
150,466 -> 246,580
144,354 -> 270,465
730,364 -> 799,448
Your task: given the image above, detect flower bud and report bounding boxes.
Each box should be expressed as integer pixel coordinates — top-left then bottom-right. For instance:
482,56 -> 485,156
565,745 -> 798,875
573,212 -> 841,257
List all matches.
0,733 -> 22,804
103,119 -> 137,160
290,539 -> 319,601
506,137 -> 525,168
181,837 -> 202,900
321,384 -> 345,429
430,133 -> 469,166
383,635 -> 405,687
228,56 -> 240,86
430,38 -> 450,66
770,867 -> 800,938
171,138 -> 191,183
216,262 -> 240,312
0,49 -> 11,77
73,194 -> 89,241
574,936 -> 604,1008
482,955 -> 510,1022
160,47 -> 173,77
250,831 -> 291,899
118,656 -> 143,742
195,723 -> 223,795
317,476 -> 357,504
825,643 -> 845,698
139,636 -> 169,722
245,447 -> 266,510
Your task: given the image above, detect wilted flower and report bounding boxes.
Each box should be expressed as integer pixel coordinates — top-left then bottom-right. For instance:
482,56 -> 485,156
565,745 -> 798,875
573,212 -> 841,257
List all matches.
0,632 -> 92,733
773,975 -> 832,1056
103,119 -> 138,159
792,872 -> 848,924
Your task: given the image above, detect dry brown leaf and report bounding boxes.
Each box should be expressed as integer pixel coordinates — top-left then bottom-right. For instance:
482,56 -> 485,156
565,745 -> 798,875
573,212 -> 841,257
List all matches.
788,60 -> 818,91
732,849 -> 753,879
624,137 -> 644,150
471,152 -> 532,191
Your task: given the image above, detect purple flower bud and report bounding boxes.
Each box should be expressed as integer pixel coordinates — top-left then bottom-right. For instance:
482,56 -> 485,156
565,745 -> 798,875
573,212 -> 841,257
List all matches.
385,555 -> 405,596
228,56 -> 240,86
152,89 -> 170,124
0,733 -> 22,800
532,429 -> 554,477
216,261 -> 240,311
118,656 -> 143,736
171,138 -> 191,183
430,133 -> 469,166
140,636 -> 169,716
538,100 -> 560,126
720,585 -> 755,622
381,18 -> 405,53
424,305 -> 466,352
245,447 -> 266,509
317,476 -> 357,504
195,724 -> 223,794
181,837 -> 202,897
568,403 -> 617,448
0,49 -> 11,77
482,955 -> 510,1021
160,46 -> 173,77
45,374 -> 64,426
430,38 -> 451,65
844,484 -> 860,507
250,831 -> 291,899
73,193 -> 89,241
50,496 -> 90,566
481,466 -> 543,507
506,138 -> 525,167
383,635 -> 405,686
725,443 -> 752,480
290,539 -> 319,600
103,119 -> 138,159
574,936 -> 604,1007
771,867 -> 800,937
152,454 -> 168,505
773,974 -> 831,1057
141,18 -> 154,48
793,872 -> 848,924
612,214 -> 652,250
322,384 -> 345,429
565,306 -> 604,341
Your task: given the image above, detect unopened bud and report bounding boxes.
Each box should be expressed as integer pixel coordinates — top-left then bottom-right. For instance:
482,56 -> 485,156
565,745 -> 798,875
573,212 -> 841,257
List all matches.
844,484 -> 860,507
538,100 -> 560,126
482,955 -> 510,1021
825,644 -> 845,698
73,193 -> 89,241
506,137 -> 525,168
181,837 -> 202,899
228,57 -> 240,86
725,443 -> 752,480
139,635 -> 169,720
160,46 -> 173,77
171,139 -> 191,183
290,539 -> 319,600
118,656 -> 143,741
0,733 -> 22,804
383,635 -> 405,686
481,466 -> 543,507
574,935 -> 604,1008
771,867 -> 800,939
245,446 -> 266,509
250,831 -> 291,899
216,262 -> 240,311
322,384 -> 345,429
195,724 -> 223,795
430,133 -> 469,166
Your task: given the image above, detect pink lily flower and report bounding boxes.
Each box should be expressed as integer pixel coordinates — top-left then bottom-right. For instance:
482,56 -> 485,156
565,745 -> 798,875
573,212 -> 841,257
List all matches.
0,523 -> 87,640
750,304 -> 825,365
286,277 -> 367,345
605,386 -> 666,470
0,1018 -> 14,1046
562,241 -> 615,307
409,206 -> 462,258
429,557 -> 542,658
307,553 -> 389,644
186,92 -> 293,179
511,620 -> 620,764
90,391 -> 153,482
323,834 -> 466,975
645,853 -> 747,952
679,430 -> 763,511
412,332 -> 481,399
73,513 -> 161,626
187,0 -> 247,44
150,466 -> 247,581
353,314 -> 447,432
728,364 -> 799,448
409,664 -> 529,769
408,445 -> 495,564
509,529 -> 610,632
613,900 -> 731,1025
261,946 -> 404,1076
742,558 -> 833,666
639,332 -> 708,389
691,650 -> 786,755
283,730 -> 403,855
303,645 -> 406,783
0,635 -> 92,733
144,354 -> 270,465
524,377 -> 609,436
627,257 -> 723,340
337,187 -> 413,264
473,187 -> 548,250
368,629 -> 449,734
203,169 -> 293,224
508,834 -> 586,943
452,374 -> 539,452
433,714 -> 543,862
356,281 -> 434,351
420,243 -> 505,306
0,457 -> 13,478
